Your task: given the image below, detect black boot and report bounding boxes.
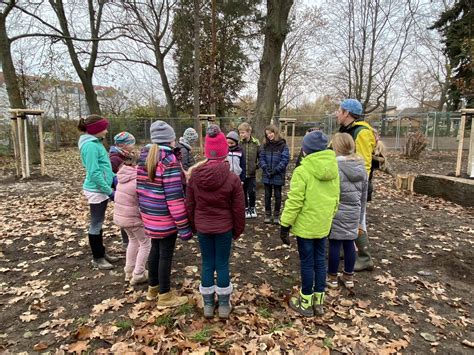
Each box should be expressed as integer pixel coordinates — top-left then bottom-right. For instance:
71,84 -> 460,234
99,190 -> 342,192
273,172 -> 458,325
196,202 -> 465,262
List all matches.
273,211 -> 280,225
89,233 -> 113,270
264,212 -> 272,224
99,230 -> 119,263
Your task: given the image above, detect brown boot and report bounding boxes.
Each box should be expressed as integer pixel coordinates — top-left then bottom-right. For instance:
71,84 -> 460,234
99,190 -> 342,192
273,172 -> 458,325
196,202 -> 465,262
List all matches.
146,285 -> 159,301
157,290 -> 188,309
340,272 -> 354,289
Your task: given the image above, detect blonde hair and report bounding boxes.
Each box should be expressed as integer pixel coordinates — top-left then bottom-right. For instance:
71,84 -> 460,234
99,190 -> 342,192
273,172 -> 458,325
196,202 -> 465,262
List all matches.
264,124 -> 281,144
238,122 -> 252,132
185,159 -> 209,182
145,144 -> 159,180
332,133 -> 361,160
374,140 -> 386,156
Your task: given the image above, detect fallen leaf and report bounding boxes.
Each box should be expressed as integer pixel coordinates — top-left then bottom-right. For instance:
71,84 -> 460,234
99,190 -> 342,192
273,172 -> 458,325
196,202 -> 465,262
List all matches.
420,332 -> 437,342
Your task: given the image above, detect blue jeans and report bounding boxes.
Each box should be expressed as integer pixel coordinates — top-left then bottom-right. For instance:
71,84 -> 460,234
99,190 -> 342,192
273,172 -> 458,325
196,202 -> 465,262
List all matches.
89,199 -> 108,235
328,239 -> 356,275
198,231 -> 233,288
297,237 -> 327,295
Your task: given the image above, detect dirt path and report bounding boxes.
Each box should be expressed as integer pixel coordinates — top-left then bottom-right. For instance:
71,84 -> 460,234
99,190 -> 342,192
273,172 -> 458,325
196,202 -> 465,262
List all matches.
0,149 -> 472,353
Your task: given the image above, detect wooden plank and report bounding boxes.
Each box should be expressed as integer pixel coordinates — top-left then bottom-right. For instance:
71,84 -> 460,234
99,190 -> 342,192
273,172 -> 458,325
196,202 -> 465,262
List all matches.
8,108 -> 44,115
468,114 -> 474,177
455,113 -> 466,176
38,115 -> 46,176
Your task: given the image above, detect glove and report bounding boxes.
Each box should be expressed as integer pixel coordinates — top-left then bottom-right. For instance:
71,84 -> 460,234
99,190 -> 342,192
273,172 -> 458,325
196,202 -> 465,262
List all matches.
108,191 -> 115,202
267,168 -> 275,177
179,231 -> 193,241
280,225 -> 291,245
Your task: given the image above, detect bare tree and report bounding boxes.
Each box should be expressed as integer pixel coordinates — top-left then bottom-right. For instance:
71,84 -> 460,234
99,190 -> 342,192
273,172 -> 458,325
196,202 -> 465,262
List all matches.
253,0 -> 294,136
14,0 -> 121,115
106,0 -> 178,118
275,4 -> 325,120
322,0 -> 417,113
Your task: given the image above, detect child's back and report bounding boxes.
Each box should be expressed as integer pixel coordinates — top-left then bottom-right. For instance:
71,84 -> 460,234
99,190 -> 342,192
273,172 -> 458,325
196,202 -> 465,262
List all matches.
281,150 -> 340,239
330,157 -> 367,240
113,165 -> 141,228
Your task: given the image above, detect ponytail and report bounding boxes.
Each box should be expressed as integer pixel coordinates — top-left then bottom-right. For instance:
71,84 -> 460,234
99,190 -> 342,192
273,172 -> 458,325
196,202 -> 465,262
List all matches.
146,144 -> 159,180
78,117 -> 87,132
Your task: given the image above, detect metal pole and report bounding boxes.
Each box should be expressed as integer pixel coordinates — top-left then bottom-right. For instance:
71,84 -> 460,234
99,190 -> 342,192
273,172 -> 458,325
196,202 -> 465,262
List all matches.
17,116 -> 26,179
432,112 -> 437,150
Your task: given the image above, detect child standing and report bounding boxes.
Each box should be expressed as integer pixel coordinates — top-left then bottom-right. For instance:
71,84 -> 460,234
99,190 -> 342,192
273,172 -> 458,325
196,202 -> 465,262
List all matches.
186,125 -> 245,319
109,131 -> 136,248
136,120 -> 192,308
238,122 -> 260,219
78,115 -> 118,270
176,127 -> 199,171
259,125 -> 289,224
113,157 -> 151,285
327,133 -> 368,289
280,131 -> 340,317
226,131 -> 246,182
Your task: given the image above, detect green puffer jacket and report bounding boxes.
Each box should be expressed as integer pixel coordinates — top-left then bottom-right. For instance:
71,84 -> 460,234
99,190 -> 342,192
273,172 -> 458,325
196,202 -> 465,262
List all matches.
78,134 -> 114,196
240,136 -> 260,178
281,149 -> 340,239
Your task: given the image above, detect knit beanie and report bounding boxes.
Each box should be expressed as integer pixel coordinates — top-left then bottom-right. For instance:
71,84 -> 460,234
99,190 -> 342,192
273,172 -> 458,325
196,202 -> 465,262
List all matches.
114,131 -> 136,146
150,120 -> 176,144
340,99 -> 363,116
183,127 -> 198,144
302,131 -> 329,155
226,131 -> 239,143
205,125 -> 228,160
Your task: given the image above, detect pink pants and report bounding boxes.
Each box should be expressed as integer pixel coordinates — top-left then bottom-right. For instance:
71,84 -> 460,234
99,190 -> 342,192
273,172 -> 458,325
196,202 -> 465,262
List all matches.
124,226 -> 151,275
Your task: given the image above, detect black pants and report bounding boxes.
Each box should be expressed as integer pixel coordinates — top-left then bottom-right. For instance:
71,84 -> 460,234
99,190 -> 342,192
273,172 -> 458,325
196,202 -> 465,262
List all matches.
264,184 -> 282,215
243,177 -> 256,208
121,228 -> 129,245
88,200 -> 108,259
148,234 -> 177,294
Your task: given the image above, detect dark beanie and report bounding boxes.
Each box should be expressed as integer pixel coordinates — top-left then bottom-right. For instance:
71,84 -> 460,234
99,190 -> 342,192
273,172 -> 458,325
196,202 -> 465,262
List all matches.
302,131 -> 329,154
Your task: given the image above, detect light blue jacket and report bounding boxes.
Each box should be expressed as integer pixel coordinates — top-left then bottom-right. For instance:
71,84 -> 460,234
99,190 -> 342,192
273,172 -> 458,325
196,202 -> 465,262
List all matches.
78,134 -> 114,195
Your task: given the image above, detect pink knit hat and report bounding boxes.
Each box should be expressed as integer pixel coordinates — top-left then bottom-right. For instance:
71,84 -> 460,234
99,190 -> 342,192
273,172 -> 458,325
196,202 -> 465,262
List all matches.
205,125 -> 228,160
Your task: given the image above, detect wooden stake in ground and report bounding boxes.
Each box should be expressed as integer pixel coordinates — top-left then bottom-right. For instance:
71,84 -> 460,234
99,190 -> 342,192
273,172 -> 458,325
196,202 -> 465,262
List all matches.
16,115 -> 26,179
10,114 -> 21,177
23,117 -> 30,178
455,111 -> 467,177
38,115 -> 46,176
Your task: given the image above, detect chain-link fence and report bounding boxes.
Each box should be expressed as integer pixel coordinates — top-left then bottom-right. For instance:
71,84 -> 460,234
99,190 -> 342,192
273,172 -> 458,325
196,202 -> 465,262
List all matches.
0,111 -> 471,156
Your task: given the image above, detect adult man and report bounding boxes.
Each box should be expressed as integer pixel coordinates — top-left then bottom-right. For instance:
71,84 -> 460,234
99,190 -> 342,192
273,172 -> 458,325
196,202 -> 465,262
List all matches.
336,99 -> 376,271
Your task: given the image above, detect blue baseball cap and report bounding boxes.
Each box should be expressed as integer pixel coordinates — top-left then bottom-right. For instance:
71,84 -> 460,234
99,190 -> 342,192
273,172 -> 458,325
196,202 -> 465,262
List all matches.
340,99 -> 363,116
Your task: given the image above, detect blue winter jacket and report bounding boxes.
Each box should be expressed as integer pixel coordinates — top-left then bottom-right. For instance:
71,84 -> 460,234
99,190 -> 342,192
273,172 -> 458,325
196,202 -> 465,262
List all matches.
259,139 -> 290,186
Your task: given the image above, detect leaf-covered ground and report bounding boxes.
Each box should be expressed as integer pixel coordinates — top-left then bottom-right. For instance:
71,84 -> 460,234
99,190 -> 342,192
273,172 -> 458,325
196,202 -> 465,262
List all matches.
0,149 -> 473,354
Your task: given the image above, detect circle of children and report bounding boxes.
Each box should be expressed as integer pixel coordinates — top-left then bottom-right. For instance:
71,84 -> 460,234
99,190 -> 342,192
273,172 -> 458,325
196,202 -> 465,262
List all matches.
78,98 -> 389,319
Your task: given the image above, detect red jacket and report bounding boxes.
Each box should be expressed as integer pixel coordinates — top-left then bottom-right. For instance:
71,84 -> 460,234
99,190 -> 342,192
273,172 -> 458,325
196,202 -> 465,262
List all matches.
186,161 -> 245,239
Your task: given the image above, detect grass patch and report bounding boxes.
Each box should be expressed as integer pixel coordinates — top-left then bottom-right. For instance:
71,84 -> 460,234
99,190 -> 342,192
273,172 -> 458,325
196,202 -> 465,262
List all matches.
270,321 -> 293,333
155,314 -> 174,329
175,303 -> 194,316
323,337 -> 333,349
115,319 -> 133,330
190,326 -> 213,343
74,315 -> 89,326
257,306 -> 272,319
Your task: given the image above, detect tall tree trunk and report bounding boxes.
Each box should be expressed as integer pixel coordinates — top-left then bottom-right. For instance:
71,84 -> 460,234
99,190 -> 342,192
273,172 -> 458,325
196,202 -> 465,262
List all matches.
253,0 -> 294,138
155,56 -> 177,118
79,71 -> 101,115
193,0 -> 201,133
0,9 -> 40,164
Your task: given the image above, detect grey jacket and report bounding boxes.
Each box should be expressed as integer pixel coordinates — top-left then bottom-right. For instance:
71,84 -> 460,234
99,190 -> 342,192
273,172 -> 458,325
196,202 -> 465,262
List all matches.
177,140 -> 195,171
329,157 -> 368,241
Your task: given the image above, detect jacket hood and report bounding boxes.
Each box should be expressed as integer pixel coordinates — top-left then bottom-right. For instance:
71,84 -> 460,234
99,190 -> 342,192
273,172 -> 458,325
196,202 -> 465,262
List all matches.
78,134 -> 99,150
300,149 -> 339,181
178,137 -> 191,150
117,165 -> 137,184
337,156 -> 367,182
192,161 -> 231,191
229,144 -> 242,152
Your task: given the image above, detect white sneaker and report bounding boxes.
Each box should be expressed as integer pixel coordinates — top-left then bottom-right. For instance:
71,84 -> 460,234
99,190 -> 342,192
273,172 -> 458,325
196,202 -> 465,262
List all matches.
130,270 -> 148,285
245,208 -> 251,219
250,208 -> 257,218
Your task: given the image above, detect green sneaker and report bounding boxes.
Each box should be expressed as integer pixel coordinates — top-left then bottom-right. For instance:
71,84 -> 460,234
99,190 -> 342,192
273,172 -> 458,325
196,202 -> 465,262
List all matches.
313,292 -> 325,316
289,290 -> 314,317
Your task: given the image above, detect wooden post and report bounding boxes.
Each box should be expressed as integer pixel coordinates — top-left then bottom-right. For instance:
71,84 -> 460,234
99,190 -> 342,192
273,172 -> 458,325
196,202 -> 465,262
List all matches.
38,114 -> 46,176
16,115 -> 26,179
23,117 -> 30,178
467,112 -> 474,177
290,122 -> 296,159
455,112 -> 466,177
10,115 -> 21,177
